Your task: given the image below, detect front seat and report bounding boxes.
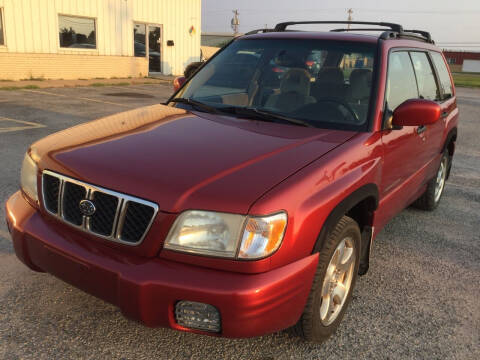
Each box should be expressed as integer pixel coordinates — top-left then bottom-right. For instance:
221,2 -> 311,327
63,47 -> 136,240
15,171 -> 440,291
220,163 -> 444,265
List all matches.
311,67 -> 345,100
264,68 -> 315,113
349,68 -> 372,104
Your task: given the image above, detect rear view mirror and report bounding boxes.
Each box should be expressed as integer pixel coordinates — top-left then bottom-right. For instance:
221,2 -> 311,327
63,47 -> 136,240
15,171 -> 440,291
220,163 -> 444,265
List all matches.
173,76 -> 186,92
392,99 -> 441,127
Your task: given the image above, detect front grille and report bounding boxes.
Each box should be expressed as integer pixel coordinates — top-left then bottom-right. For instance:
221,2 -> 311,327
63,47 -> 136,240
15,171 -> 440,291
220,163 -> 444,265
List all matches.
90,191 -> 119,236
63,182 -> 86,226
119,202 -> 156,243
41,170 -> 158,245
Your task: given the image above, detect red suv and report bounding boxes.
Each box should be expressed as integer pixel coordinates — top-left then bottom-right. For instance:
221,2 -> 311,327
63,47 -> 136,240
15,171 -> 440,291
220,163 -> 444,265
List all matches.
6,21 -> 458,343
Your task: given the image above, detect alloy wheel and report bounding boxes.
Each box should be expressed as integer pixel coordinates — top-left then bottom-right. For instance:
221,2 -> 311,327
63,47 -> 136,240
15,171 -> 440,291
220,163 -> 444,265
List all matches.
320,236 -> 356,326
434,156 -> 448,203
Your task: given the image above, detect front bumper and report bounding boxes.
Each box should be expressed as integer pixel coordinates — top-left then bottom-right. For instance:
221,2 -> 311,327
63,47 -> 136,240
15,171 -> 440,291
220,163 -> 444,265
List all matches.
5,191 -> 318,338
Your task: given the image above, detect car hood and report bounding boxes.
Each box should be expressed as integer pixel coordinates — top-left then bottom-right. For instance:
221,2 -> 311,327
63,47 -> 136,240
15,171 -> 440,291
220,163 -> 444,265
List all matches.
33,104 -> 356,214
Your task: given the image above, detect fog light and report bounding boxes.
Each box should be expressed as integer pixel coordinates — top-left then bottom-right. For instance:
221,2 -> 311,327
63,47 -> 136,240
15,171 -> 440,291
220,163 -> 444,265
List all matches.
175,301 -> 221,333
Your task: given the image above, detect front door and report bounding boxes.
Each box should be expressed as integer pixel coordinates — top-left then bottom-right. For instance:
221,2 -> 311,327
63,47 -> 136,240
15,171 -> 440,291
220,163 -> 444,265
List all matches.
377,51 -> 428,228
148,26 -> 161,73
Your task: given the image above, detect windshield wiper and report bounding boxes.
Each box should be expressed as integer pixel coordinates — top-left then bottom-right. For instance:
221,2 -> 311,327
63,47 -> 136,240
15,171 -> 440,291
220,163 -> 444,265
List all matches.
170,98 -> 220,114
170,99 -> 313,127
221,106 -> 314,128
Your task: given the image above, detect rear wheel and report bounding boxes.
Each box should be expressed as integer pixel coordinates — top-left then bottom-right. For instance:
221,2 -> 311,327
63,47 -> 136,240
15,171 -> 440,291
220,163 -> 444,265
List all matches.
413,150 -> 449,211
293,216 -> 361,343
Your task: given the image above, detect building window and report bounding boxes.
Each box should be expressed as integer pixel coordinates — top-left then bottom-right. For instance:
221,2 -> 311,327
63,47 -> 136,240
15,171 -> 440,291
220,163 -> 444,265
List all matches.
58,15 -> 96,49
446,58 -> 456,64
0,8 -> 5,46
134,23 -> 146,57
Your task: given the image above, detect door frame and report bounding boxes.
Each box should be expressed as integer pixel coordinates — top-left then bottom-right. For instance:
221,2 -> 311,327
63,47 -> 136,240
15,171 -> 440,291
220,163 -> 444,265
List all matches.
133,21 -> 163,74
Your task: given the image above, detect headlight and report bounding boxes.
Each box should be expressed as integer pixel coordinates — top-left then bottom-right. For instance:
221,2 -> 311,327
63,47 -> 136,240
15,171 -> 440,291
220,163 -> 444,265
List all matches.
20,152 -> 38,202
164,210 -> 287,259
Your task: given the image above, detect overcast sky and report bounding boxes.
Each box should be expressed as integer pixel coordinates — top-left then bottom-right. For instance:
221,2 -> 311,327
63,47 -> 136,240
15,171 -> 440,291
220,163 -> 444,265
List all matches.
202,0 -> 480,50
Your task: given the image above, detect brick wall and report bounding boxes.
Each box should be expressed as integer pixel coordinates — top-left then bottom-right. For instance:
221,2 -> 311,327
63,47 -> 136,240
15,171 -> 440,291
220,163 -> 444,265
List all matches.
0,53 -> 148,80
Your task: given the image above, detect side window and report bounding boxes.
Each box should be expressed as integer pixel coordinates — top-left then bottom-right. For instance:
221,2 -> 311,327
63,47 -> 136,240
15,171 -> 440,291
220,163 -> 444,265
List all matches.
410,52 -> 440,101
430,52 -> 453,100
386,51 -> 418,111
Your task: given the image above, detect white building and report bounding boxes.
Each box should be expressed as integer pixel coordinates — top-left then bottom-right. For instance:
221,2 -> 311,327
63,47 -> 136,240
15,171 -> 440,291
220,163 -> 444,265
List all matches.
0,0 -> 201,80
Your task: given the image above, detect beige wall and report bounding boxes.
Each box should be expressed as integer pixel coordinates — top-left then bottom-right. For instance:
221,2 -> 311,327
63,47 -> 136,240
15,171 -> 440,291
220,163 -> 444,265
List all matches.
448,64 -> 462,73
0,0 -> 201,79
0,52 -> 148,80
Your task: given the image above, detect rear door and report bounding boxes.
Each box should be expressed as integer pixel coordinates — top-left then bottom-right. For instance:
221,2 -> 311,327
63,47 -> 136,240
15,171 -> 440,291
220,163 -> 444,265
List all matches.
410,51 -> 444,172
430,51 -> 457,155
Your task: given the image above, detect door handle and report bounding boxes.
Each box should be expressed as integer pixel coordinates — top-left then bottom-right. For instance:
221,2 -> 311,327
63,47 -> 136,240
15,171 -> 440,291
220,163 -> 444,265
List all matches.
417,125 -> 427,135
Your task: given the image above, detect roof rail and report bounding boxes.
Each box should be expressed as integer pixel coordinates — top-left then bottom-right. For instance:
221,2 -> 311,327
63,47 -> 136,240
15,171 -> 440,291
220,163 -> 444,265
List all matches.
272,21 -> 435,44
274,21 -> 404,33
330,28 -> 394,33
244,28 -> 275,36
404,29 -> 433,43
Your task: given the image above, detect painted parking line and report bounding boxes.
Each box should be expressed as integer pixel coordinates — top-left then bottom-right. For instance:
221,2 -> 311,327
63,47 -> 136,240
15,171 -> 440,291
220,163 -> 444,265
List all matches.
0,116 -> 46,133
22,89 -> 130,108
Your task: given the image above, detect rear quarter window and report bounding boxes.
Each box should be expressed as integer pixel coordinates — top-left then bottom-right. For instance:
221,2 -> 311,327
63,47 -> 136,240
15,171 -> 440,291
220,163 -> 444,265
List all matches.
430,52 -> 453,100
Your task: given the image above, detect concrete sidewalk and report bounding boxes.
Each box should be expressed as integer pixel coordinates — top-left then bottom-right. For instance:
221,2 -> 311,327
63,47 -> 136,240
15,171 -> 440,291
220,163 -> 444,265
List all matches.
0,76 -> 174,90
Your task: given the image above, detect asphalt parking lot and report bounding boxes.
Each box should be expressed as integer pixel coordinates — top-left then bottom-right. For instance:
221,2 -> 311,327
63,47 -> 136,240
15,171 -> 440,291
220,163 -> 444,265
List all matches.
0,84 -> 479,360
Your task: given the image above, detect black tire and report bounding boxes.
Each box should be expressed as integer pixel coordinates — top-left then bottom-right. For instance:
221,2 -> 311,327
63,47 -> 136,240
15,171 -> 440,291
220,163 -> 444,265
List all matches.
413,150 -> 450,211
292,216 -> 361,343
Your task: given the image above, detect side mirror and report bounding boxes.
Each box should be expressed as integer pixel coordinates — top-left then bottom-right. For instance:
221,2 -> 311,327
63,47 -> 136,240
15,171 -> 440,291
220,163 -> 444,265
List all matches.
392,99 -> 441,127
173,76 -> 186,92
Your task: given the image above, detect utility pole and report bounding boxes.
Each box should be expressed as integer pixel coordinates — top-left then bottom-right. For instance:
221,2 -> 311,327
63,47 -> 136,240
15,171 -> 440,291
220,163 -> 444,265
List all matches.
347,8 -> 353,29
231,10 -> 240,35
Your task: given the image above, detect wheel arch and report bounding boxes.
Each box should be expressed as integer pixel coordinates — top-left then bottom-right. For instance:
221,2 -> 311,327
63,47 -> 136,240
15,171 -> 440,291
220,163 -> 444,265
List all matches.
442,127 -> 457,179
312,183 -> 379,255
442,127 -> 457,156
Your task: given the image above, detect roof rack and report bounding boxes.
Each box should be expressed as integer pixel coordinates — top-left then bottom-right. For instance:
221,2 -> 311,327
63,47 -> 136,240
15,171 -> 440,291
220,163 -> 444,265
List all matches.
244,28 -> 275,36
330,28 -> 394,32
272,21 -> 434,44
404,29 -> 432,43
274,21 -> 404,33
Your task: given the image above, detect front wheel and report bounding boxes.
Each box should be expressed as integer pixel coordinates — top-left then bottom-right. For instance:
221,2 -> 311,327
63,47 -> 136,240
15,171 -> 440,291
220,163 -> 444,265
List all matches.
293,216 -> 361,343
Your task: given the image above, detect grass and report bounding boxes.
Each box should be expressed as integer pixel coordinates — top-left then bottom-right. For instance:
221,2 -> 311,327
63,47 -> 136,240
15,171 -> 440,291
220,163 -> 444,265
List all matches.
452,72 -> 480,88
0,85 -> 39,91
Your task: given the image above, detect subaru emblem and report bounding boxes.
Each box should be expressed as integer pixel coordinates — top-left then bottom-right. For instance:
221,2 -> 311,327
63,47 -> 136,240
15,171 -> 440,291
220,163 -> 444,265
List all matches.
79,199 -> 96,216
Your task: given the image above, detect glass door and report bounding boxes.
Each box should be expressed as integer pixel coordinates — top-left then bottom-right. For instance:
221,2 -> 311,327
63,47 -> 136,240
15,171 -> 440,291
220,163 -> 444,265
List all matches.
148,26 -> 161,73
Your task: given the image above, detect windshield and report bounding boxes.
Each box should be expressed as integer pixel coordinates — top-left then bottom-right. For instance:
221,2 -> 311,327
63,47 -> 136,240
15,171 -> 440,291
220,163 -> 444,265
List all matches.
173,39 -> 376,131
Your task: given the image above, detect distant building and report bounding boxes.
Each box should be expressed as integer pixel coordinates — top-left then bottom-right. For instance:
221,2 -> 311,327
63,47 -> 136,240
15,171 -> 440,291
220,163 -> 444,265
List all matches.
0,0 -> 201,80
443,51 -> 480,73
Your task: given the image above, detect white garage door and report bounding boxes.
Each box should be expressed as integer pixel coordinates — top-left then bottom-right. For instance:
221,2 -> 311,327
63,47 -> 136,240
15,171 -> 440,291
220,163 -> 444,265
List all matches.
462,60 -> 480,73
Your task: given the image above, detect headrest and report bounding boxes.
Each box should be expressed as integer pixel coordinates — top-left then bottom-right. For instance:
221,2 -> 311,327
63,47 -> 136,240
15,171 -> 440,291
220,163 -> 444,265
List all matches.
274,51 -> 299,67
317,67 -> 344,85
280,68 -> 311,96
350,69 -> 372,100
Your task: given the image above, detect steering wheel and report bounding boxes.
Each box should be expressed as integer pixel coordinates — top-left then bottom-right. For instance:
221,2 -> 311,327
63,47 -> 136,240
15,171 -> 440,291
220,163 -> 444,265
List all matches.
314,97 -> 361,124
